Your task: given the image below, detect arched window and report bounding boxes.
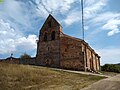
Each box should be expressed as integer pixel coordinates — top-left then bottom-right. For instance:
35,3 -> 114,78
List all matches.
44,32 -> 48,41
51,31 -> 55,40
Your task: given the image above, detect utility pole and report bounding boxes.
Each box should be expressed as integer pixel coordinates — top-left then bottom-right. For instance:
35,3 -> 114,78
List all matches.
81,0 -> 84,40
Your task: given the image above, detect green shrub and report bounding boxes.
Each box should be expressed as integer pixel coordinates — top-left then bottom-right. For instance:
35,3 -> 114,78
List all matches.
101,64 -> 120,73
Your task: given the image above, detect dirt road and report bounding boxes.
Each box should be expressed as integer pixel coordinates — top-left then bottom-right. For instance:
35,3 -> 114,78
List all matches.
49,68 -> 110,77
81,74 -> 120,90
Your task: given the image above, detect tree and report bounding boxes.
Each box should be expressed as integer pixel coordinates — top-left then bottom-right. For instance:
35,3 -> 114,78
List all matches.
101,64 -> 120,73
20,53 -> 31,59
0,0 -> 3,3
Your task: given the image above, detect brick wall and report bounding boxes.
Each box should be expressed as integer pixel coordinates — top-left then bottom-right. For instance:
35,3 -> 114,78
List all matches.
36,15 -> 61,68
60,36 -> 84,71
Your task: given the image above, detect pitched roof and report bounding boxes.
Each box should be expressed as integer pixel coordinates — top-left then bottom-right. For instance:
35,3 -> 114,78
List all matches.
48,14 -> 61,26
40,14 -> 62,30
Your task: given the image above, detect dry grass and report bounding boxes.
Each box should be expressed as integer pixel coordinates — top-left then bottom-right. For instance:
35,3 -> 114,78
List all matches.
0,62 -> 105,90
101,71 -> 119,76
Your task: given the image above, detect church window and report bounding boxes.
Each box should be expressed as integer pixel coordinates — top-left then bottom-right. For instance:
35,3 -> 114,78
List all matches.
51,31 -> 55,40
44,32 -> 48,41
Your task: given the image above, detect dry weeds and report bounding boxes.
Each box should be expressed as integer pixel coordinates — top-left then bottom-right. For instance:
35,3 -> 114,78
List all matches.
0,62 -> 105,90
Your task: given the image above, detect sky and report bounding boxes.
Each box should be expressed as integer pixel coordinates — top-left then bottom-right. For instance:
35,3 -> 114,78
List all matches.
0,0 -> 120,65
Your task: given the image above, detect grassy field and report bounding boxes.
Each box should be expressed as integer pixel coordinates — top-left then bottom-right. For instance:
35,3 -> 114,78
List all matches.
0,62 -> 105,90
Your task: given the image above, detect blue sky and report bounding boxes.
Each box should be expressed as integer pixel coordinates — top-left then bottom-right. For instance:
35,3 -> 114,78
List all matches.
0,0 -> 120,65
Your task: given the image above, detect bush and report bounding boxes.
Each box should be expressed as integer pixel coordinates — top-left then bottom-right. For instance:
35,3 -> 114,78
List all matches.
20,53 -> 31,59
101,64 -> 120,73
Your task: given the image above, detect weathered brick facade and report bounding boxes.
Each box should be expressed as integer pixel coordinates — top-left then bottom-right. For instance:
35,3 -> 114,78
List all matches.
36,14 -> 100,72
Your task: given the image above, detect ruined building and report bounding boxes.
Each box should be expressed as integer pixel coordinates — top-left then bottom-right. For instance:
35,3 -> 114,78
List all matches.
36,14 -> 100,72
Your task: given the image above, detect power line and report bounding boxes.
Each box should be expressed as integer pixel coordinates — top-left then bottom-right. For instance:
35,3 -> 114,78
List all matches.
81,0 -> 85,40
30,0 -> 52,14
39,0 -> 52,14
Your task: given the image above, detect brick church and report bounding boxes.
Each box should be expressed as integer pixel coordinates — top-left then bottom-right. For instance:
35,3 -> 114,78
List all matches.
36,14 -> 100,72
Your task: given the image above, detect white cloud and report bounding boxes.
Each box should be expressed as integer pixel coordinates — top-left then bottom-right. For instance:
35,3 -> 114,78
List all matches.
33,0 -> 79,25
85,11 -> 120,38
2,0 -> 31,27
92,12 -> 120,23
63,0 -> 108,26
63,11 -> 81,25
83,1 -> 120,37
36,0 -> 77,17
84,26 -> 89,30
0,0 -> 42,34
0,0 -> 119,61
102,19 -> 120,36
97,47 -> 120,65
0,19 -> 38,54
16,35 -> 38,51
84,0 -> 107,19
107,29 -> 120,36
